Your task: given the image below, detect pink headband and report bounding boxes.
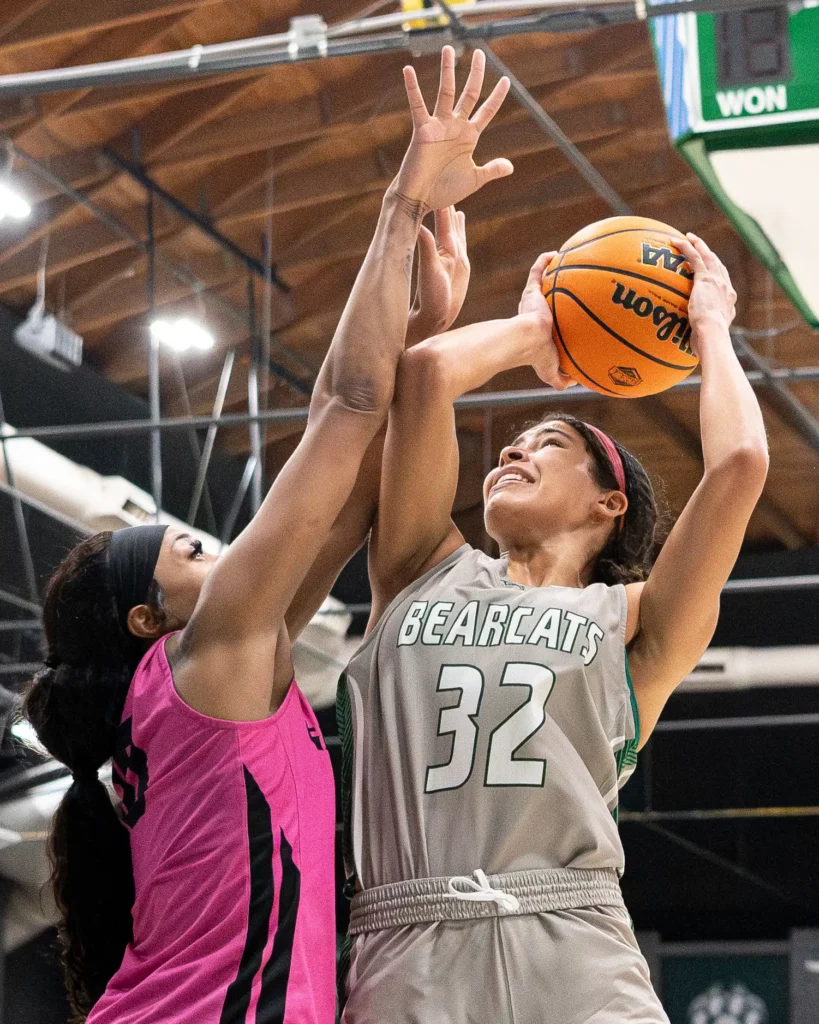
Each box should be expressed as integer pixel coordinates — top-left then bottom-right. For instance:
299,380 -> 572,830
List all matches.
585,424 -> 626,531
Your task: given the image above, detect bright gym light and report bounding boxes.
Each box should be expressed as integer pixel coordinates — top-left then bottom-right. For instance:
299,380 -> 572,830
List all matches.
10,719 -> 47,755
150,317 -> 215,353
0,182 -> 31,221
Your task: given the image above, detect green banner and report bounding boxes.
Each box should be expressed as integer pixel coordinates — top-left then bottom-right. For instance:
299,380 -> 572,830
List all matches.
663,955 -> 789,1024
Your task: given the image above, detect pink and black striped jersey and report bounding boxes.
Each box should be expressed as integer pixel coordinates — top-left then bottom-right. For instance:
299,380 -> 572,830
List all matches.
89,634 -> 336,1024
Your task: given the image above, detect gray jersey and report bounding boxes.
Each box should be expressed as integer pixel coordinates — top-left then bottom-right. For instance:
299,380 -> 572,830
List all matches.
340,546 -> 639,890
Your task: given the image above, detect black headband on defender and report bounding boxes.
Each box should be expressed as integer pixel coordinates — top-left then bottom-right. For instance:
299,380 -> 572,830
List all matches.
107,525 -> 168,634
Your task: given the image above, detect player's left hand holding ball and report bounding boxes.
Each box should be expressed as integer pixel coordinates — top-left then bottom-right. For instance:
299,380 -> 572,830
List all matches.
671,233 -> 738,355
518,251 -> 577,391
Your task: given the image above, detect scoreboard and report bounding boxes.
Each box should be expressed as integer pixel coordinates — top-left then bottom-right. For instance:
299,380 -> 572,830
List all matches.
656,6 -> 819,142
695,7 -> 819,136
652,6 -> 819,326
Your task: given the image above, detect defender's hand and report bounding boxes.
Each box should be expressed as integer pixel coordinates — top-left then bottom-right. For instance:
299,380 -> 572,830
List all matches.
393,46 -> 513,214
408,207 -> 470,345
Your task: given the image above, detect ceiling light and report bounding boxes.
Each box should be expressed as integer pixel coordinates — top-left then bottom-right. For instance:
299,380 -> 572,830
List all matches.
0,182 -> 31,221
150,317 -> 214,352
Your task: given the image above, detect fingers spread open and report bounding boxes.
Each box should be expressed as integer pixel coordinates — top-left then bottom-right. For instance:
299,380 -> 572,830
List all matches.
416,223 -> 436,273
454,48 -> 485,119
476,157 -> 514,188
403,66 -> 430,127
434,206 -> 456,251
455,209 -> 467,250
433,45 -> 457,119
470,74 -> 510,132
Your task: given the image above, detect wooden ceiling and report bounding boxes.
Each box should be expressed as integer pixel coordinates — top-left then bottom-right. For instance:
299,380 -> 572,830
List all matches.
0,0 -> 817,550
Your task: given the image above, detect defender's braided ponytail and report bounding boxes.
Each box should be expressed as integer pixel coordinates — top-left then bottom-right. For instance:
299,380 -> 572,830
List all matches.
24,532 -> 164,1022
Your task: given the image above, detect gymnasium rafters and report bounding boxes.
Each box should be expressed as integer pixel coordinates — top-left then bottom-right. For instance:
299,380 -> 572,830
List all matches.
0,0 -> 816,551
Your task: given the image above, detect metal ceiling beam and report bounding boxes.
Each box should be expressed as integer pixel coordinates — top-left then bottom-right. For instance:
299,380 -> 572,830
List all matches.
6,145 -> 313,395
622,806 -> 819,822
0,478 -> 90,535
438,0 -> 631,215
0,587 -> 40,615
635,821 -> 799,905
734,335 -> 819,455
146,190 -> 163,519
0,388 -> 38,603
661,940 -> 790,956
246,277 -> 263,514
5,367 -> 819,442
0,0 -> 786,98
655,712 -> 819,732
188,349 -> 234,526
722,574 -> 819,593
221,454 -> 256,545
102,147 -> 288,293
0,662 -> 40,676
641,397 -> 811,548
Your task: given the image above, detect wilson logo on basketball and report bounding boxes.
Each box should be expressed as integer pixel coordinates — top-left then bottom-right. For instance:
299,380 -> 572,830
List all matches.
609,366 -> 642,387
640,243 -> 694,279
611,282 -> 694,356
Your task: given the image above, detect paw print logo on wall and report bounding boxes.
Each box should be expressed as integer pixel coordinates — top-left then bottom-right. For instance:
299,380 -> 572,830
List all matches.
688,983 -> 768,1024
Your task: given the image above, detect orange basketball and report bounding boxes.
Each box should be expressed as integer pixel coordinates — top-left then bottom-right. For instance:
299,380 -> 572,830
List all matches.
542,216 -> 698,398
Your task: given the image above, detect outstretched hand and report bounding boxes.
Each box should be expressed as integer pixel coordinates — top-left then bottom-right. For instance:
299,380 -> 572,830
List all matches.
519,251 -> 576,391
394,45 -> 513,213
408,207 -> 470,345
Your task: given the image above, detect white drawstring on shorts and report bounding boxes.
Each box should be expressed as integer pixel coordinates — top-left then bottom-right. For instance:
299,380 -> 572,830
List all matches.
443,869 -> 521,913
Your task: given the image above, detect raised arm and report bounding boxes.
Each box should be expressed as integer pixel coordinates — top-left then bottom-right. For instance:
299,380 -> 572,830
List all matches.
369,252 -> 573,624
174,48 -> 514,720
284,206 -> 472,641
626,234 -> 769,743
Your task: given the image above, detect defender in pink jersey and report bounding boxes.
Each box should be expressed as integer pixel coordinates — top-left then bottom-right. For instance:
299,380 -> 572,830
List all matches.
91,637 -> 336,1024
22,46 -> 516,1024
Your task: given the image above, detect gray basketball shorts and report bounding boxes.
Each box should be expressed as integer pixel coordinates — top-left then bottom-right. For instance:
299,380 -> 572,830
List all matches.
341,869 -> 670,1024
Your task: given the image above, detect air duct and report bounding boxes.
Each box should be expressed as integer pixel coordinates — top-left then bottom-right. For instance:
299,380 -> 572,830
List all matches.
0,426 -> 353,947
0,422 -> 352,707
0,422 -> 218,548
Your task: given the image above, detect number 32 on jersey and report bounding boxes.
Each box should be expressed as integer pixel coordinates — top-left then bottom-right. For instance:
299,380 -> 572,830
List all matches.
424,662 -> 556,793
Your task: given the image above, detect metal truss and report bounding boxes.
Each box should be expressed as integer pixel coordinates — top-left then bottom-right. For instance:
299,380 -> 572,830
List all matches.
2,367 -> 818,443
629,820 -> 803,906
102,148 -> 288,294
8,146 -> 313,396
0,0 -> 817,618
0,0 -> 791,98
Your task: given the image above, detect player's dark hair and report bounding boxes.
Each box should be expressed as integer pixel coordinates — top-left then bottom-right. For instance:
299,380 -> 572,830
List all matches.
23,532 -> 166,1022
530,412 -> 661,586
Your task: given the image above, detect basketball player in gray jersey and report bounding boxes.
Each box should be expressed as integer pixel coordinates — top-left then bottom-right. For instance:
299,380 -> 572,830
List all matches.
338,229 -> 769,1022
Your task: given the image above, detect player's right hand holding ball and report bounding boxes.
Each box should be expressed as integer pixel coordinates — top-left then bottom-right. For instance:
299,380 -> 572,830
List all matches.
671,233 -> 737,352
518,251 -> 577,391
